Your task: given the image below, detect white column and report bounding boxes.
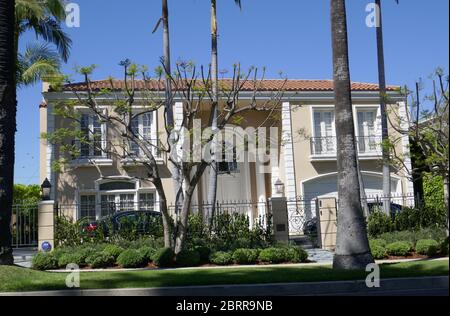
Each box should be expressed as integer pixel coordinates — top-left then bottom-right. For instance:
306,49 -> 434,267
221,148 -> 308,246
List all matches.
281,102 -> 297,199
398,101 -> 414,196
255,158 -> 267,223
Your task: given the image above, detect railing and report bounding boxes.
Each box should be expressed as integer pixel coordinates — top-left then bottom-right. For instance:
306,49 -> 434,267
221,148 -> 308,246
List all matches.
71,138 -> 163,161
72,139 -> 111,160
310,136 -> 382,156
125,137 -> 162,160
11,204 -> 38,248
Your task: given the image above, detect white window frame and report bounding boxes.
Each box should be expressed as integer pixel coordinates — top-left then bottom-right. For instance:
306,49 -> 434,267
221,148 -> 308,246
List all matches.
77,110 -> 107,159
310,106 -> 336,156
129,111 -> 157,158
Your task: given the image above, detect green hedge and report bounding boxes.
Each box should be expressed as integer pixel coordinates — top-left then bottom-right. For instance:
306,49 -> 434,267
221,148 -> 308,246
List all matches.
85,252 -> 115,269
32,252 -> 58,271
415,239 -> 440,256
153,248 -> 175,267
209,251 -> 233,266
116,249 -> 147,268
103,245 -> 124,260
232,249 -> 260,265
386,242 -> 412,257
368,211 -> 393,237
258,248 -> 287,264
176,249 -> 201,267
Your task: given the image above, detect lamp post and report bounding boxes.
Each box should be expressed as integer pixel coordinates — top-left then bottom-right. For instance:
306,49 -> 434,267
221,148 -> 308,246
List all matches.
41,178 -> 52,201
274,179 -> 285,197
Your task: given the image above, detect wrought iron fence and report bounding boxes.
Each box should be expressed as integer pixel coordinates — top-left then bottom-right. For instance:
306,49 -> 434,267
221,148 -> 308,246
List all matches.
169,200 -> 271,229
11,204 -> 38,248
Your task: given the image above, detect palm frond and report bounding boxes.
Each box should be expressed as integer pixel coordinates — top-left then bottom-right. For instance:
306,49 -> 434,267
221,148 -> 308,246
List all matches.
23,17 -> 72,62
16,0 -> 71,62
17,44 -> 61,86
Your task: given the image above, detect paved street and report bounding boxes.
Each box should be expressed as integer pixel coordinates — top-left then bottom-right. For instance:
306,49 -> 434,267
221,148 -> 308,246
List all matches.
2,276 -> 447,297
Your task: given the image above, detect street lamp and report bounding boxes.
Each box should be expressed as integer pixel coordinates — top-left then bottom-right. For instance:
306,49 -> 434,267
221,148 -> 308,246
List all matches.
274,179 -> 285,197
41,178 -> 52,201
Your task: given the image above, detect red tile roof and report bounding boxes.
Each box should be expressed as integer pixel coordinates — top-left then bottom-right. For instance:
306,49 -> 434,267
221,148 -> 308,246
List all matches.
54,79 -> 399,93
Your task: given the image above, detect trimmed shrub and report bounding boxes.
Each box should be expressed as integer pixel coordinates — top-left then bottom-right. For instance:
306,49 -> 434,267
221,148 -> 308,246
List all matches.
86,252 -> 115,269
32,252 -> 58,271
103,245 -> 124,259
386,241 -> 412,257
379,228 -> 447,247
138,247 -> 156,263
176,249 -> 201,267
232,249 -> 260,265
258,247 -> 287,264
441,237 -> 449,256
153,248 -> 175,267
371,245 -> 387,260
58,252 -> 85,268
209,251 -> 233,266
117,249 -> 147,268
368,211 -> 393,237
285,246 -> 308,263
369,239 -> 387,249
193,245 -> 211,263
415,239 -> 440,256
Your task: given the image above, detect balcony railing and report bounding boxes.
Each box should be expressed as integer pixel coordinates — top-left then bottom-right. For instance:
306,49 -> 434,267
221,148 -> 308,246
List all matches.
126,137 -> 162,159
71,138 -> 163,161
72,140 -> 111,160
310,136 -> 382,157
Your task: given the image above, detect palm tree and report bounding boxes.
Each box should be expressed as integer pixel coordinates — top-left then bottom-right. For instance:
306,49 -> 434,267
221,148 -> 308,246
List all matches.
375,0 -> 399,214
17,43 -> 61,86
206,0 -> 242,221
330,0 -> 374,270
15,0 -> 71,86
0,0 -> 17,266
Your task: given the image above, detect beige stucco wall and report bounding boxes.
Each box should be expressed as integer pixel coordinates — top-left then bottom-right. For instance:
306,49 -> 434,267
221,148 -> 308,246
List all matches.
290,100 -> 411,197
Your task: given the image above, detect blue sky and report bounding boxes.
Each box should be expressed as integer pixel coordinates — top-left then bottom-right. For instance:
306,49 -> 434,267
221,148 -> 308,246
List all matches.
15,0 -> 449,185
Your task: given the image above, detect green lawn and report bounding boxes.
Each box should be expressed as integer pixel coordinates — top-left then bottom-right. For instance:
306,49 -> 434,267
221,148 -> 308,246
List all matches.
0,259 -> 448,293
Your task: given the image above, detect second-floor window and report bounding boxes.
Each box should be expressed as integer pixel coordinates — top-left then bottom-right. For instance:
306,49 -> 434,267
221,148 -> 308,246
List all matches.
130,112 -> 153,157
313,110 -> 335,155
80,113 -> 105,158
357,109 -> 379,153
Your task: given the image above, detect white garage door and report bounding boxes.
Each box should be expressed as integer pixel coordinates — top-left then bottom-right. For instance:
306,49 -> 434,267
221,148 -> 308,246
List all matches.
301,173 -> 399,219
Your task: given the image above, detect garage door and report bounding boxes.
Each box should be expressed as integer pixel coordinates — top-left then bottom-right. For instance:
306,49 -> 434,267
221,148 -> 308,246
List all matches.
302,173 -> 399,219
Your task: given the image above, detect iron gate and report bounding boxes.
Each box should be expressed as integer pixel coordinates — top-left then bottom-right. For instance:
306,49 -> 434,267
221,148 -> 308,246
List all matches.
12,204 -> 39,248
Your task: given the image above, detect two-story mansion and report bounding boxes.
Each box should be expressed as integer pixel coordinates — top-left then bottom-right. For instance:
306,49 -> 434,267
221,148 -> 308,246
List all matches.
39,79 -> 413,234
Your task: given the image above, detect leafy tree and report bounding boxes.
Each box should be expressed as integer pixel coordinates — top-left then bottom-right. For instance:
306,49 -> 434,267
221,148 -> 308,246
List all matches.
13,184 -> 41,204
15,0 -> 71,86
388,69 -> 449,233
330,0 -> 374,269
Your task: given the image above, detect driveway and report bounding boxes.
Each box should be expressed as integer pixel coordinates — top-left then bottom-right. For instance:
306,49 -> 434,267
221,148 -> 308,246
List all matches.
13,248 -> 37,268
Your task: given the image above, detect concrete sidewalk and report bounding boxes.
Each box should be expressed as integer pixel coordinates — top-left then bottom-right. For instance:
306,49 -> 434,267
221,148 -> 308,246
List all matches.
1,276 -> 448,296
13,248 -> 37,268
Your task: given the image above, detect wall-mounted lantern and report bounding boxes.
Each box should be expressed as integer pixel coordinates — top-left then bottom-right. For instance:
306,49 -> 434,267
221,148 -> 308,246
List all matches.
41,178 -> 52,201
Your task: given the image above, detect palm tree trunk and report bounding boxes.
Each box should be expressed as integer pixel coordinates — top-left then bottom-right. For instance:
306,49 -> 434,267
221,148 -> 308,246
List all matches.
206,0 -> 219,222
375,0 -> 391,214
0,0 -> 17,266
330,0 -> 374,269
161,0 -> 183,215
